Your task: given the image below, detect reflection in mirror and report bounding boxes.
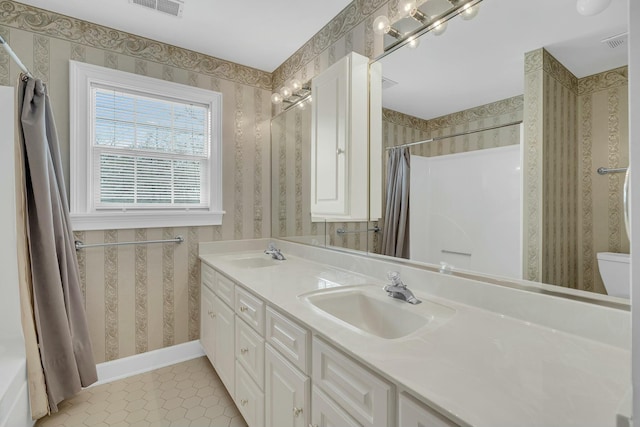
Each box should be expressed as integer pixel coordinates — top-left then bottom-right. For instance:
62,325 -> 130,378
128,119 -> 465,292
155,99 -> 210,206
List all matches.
371,0 -> 629,298
270,103 -> 374,252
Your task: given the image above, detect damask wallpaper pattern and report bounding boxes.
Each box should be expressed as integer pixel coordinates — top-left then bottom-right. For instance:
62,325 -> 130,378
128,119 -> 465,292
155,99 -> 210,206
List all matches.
1,1 -> 272,363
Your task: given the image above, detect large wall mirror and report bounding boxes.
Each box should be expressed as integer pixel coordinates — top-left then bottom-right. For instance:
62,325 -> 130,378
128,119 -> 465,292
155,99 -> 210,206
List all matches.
371,0 -> 629,298
270,0 -> 630,301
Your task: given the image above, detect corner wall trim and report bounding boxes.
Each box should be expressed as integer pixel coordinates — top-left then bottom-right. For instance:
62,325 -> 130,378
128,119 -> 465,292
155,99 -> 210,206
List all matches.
92,340 -> 205,387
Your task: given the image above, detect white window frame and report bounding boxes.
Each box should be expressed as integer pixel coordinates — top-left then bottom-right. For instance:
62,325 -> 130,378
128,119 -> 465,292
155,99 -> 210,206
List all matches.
69,60 -> 224,230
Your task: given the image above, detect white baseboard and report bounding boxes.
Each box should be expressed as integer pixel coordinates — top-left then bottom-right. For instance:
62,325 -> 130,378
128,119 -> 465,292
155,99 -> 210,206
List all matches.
92,340 -> 205,387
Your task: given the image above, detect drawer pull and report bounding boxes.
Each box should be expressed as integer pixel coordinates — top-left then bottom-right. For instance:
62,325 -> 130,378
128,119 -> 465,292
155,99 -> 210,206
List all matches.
240,399 -> 248,406
293,407 -> 303,417
240,305 -> 248,312
240,347 -> 249,355
208,310 -> 216,319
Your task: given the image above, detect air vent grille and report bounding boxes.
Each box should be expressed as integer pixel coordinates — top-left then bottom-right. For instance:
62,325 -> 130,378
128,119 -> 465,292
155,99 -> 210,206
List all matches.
601,32 -> 627,49
129,0 -> 184,17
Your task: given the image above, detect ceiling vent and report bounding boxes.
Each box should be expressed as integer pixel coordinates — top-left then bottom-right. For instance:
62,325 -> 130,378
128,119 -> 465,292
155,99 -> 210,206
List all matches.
601,32 -> 627,49
129,0 -> 184,17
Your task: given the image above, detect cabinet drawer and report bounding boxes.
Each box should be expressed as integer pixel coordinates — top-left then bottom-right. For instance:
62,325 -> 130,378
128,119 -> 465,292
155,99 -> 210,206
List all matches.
311,385 -> 361,427
201,263 -> 215,292
266,307 -> 309,374
235,286 -> 265,335
215,271 -> 235,307
312,337 -> 392,427
398,392 -> 459,427
236,317 -> 265,390
236,362 -> 265,427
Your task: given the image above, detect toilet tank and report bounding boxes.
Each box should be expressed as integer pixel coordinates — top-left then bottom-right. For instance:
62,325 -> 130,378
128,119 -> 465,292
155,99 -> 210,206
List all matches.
597,252 -> 631,298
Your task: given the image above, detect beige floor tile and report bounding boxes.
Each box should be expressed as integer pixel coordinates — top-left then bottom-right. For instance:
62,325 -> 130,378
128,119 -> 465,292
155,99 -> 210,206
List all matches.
36,357 -> 247,427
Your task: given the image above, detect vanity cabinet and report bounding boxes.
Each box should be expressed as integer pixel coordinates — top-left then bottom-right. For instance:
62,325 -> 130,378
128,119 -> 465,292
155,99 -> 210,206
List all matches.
200,282 -> 216,361
214,295 -> 235,395
398,393 -> 459,427
310,51 -> 370,221
265,345 -> 310,427
312,337 -> 394,427
201,262 -> 459,427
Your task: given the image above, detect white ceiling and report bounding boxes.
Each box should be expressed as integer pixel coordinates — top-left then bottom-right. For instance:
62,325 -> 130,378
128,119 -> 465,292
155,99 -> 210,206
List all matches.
379,0 -> 628,121
16,0 -> 353,72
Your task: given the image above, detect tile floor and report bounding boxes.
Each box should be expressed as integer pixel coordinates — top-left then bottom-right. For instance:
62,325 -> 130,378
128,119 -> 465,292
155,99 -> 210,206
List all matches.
36,357 -> 247,427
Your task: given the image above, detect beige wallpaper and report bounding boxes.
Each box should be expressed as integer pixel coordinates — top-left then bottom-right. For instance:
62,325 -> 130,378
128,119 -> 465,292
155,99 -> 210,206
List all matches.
578,66 -> 629,294
1,1 -> 272,363
524,48 -> 628,294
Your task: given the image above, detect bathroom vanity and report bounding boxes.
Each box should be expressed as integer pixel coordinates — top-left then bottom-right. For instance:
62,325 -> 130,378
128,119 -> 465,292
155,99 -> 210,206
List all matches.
199,238 -> 630,427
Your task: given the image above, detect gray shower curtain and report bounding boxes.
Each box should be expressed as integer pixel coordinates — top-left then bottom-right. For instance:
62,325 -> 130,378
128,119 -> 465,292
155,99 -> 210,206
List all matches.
381,147 -> 410,258
18,77 -> 97,413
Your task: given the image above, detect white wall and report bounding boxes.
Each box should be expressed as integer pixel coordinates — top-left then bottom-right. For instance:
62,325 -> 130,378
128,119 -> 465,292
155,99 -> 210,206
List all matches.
0,86 -> 22,344
409,144 -> 522,278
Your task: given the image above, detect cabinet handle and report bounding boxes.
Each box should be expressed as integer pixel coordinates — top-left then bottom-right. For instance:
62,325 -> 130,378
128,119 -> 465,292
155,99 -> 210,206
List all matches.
239,305 -> 248,312
240,348 -> 249,355
293,407 -> 303,417
240,399 -> 248,406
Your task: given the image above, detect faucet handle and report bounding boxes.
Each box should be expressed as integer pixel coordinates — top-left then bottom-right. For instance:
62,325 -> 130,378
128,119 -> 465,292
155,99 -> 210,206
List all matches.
387,271 -> 404,287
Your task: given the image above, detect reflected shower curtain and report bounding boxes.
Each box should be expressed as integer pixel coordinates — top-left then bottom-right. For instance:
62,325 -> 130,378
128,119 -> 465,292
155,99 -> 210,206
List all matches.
381,147 -> 410,258
17,77 -> 97,415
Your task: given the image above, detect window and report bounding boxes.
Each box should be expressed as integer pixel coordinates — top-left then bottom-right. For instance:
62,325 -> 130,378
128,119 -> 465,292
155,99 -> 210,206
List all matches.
70,61 -> 223,230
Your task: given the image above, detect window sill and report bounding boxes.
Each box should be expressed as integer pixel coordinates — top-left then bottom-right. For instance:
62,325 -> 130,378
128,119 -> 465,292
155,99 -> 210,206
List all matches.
70,211 -> 225,231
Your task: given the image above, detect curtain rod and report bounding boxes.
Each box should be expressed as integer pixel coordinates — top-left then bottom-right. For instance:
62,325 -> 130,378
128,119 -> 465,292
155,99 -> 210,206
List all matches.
0,35 -> 34,78
386,120 -> 523,151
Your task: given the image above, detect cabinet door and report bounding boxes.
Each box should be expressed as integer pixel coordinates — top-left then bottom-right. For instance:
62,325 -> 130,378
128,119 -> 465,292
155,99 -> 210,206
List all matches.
214,296 -> 235,396
265,345 -> 310,427
398,393 -> 459,427
311,385 -> 361,427
236,362 -> 265,427
311,55 -> 349,217
200,285 -> 216,363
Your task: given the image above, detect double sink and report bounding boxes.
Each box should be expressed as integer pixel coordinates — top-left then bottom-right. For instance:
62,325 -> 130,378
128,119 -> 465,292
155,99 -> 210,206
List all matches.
222,252 -> 455,339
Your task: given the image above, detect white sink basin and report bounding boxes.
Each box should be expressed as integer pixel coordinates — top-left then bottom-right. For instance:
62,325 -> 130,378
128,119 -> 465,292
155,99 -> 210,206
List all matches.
227,256 -> 281,269
301,285 -> 455,339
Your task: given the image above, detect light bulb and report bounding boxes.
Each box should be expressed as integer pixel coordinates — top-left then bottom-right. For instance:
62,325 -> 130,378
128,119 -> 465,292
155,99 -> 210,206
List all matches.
460,2 -> 479,20
431,17 -> 448,36
280,86 -> 292,98
290,79 -> 302,92
406,36 -> 420,49
271,93 -> 283,105
576,0 -> 612,15
373,15 -> 391,35
398,0 -> 415,18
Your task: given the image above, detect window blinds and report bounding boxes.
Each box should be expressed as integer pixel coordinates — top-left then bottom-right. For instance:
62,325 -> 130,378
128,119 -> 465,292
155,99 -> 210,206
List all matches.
92,87 -> 210,208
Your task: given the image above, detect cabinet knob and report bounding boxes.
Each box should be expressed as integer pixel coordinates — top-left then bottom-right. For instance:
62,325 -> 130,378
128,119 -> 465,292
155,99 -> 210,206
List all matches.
293,407 -> 303,417
240,348 -> 249,355
208,310 -> 216,319
240,399 -> 248,406
336,148 -> 345,155
239,305 -> 248,312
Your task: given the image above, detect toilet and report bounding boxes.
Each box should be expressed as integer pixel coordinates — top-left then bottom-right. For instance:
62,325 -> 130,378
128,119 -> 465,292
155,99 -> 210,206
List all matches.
597,252 -> 631,298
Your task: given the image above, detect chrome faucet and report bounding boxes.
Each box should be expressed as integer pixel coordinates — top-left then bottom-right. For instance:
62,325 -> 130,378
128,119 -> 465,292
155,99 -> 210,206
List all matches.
265,242 -> 286,260
383,271 -> 421,305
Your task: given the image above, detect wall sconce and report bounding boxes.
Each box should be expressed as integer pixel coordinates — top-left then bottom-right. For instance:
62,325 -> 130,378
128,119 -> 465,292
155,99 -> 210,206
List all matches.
271,78 -> 312,109
373,15 -> 403,39
373,0 -> 481,49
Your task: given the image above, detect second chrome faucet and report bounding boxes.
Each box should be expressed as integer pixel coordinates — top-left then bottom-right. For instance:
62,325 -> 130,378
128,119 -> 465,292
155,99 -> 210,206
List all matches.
383,271 -> 421,305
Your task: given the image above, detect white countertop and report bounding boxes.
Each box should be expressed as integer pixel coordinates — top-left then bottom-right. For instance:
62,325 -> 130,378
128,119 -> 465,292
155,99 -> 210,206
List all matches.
199,239 -> 630,427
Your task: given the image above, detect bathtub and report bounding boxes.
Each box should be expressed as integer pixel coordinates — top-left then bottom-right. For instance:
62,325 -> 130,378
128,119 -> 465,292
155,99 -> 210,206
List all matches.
0,337 -> 32,427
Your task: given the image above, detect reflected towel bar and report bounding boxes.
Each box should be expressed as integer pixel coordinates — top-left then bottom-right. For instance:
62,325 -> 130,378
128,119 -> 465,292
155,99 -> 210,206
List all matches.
75,235 -> 184,250
441,249 -> 472,257
597,167 -> 628,175
336,226 -> 381,235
